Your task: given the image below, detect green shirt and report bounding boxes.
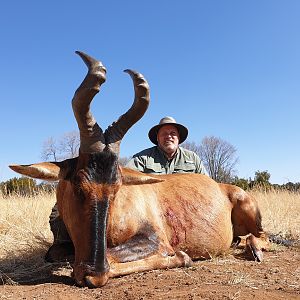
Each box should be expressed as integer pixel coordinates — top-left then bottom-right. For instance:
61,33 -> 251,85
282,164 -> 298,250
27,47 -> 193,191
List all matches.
126,146 -> 208,175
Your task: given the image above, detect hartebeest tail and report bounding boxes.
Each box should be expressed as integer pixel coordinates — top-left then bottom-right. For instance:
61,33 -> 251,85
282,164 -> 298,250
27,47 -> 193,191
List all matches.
10,51 -> 269,288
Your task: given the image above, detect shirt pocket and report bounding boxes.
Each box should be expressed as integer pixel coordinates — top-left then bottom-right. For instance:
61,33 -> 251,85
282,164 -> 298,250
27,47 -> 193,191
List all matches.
144,163 -> 164,174
174,162 -> 196,173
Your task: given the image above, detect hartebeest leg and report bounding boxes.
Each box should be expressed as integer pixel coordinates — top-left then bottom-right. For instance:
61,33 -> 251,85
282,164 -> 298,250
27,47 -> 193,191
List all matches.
231,192 -> 269,261
109,251 -> 193,277
82,251 -> 192,287
220,183 -> 269,261
74,230 -> 185,288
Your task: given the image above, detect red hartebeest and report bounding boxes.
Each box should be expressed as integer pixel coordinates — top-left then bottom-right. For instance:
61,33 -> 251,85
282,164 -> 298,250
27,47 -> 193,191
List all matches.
10,51 -> 269,288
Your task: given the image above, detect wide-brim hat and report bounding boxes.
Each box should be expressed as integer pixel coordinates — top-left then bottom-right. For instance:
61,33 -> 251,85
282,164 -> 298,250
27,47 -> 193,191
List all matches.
148,116 -> 188,145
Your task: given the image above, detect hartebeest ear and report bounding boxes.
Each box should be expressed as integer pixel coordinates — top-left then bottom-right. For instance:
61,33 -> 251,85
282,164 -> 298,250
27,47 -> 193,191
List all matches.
9,162 -> 61,181
9,158 -> 78,181
121,167 -> 165,185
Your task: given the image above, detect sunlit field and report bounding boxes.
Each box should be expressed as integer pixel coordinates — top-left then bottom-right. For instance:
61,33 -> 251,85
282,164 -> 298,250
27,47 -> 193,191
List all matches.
0,190 -> 57,284
250,188 -> 300,242
0,188 -> 299,284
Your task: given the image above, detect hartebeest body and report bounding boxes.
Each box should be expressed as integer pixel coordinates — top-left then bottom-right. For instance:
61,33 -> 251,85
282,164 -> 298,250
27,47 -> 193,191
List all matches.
10,51 -> 268,288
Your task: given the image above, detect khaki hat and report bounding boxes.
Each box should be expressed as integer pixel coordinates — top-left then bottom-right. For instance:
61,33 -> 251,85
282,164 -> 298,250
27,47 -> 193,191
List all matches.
148,116 -> 188,145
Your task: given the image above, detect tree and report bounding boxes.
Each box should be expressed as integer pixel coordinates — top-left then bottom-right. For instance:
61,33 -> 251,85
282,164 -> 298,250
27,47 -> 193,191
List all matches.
181,141 -> 200,154
253,170 -> 271,189
232,176 -> 250,190
59,131 -> 80,159
42,131 -> 132,167
41,137 -> 59,161
41,131 -> 80,161
283,181 -> 300,192
183,136 -> 238,183
254,170 -> 271,184
0,177 -> 38,196
0,177 -> 56,196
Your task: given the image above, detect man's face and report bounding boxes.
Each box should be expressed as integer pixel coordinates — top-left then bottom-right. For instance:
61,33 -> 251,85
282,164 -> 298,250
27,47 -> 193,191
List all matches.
157,125 -> 179,158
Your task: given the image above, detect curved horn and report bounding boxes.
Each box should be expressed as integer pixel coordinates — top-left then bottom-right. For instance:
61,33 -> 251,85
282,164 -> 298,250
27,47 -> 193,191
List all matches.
72,51 -> 106,153
105,70 -> 150,153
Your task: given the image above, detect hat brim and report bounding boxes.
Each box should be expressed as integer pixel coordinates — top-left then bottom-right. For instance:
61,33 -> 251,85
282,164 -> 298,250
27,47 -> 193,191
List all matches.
148,123 -> 188,145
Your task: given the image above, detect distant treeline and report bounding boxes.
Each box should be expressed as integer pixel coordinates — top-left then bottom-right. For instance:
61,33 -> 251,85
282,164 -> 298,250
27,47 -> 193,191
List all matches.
0,177 -> 56,197
232,178 -> 300,192
1,170 -> 299,197
232,170 -> 300,192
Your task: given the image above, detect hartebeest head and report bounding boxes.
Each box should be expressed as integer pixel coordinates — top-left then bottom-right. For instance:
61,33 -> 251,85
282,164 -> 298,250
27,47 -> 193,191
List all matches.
10,51 -> 152,287
68,51 -> 151,287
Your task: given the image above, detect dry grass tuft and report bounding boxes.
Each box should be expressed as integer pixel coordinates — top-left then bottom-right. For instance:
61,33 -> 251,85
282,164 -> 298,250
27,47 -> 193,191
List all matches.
250,188 -> 300,242
0,190 -> 57,284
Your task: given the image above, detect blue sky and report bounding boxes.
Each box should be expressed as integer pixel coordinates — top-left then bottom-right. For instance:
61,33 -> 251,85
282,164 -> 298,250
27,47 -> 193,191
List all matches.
0,1 -> 299,184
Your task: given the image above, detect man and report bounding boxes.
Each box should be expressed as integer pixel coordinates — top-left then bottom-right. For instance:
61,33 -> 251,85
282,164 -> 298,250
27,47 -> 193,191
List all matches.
127,116 -> 208,175
46,116 -> 207,262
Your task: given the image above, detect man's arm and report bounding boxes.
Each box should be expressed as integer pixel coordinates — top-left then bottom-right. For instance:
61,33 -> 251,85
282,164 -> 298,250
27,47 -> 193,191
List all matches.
193,153 -> 209,175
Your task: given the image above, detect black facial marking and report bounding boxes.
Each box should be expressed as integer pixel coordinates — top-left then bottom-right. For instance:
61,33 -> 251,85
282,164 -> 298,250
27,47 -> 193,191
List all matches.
90,199 -> 110,273
87,151 -> 119,184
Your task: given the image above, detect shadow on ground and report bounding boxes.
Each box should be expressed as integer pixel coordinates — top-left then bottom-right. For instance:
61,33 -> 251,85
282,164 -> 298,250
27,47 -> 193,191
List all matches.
0,245 -> 75,286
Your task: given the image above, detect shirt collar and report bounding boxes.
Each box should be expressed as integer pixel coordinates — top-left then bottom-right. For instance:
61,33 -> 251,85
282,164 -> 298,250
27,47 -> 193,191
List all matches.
157,146 -> 179,162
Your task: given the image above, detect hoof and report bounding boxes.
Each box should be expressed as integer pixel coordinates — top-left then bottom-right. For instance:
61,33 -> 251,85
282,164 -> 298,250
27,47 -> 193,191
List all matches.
245,235 -> 264,262
245,244 -> 263,262
177,251 -> 193,267
85,272 -> 110,288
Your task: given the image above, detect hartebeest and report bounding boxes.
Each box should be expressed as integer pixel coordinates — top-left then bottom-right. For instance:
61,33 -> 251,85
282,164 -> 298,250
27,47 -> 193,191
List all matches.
10,51 -> 269,288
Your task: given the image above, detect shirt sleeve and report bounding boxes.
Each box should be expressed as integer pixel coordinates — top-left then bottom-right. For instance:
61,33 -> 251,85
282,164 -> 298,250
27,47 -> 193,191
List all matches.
193,153 -> 209,176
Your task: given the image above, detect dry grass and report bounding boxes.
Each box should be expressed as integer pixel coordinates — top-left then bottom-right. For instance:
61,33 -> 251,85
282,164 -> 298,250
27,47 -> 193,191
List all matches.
0,190 -> 57,284
250,188 -> 300,241
0,188 -> 299,285
0,190 -> 55,251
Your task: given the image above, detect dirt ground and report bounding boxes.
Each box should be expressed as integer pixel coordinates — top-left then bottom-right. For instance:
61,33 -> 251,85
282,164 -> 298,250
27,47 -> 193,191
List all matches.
1,244 -> 299,300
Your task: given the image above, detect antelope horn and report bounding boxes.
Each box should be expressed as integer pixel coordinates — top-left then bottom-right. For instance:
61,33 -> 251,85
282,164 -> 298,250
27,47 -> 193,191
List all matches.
105,69 -> 150,154
72,51 -> 106,153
